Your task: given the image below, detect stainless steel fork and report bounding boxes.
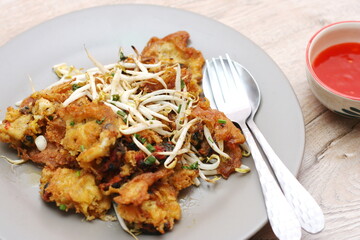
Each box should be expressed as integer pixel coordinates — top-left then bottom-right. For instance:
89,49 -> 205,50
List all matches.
205,55 -> 301,240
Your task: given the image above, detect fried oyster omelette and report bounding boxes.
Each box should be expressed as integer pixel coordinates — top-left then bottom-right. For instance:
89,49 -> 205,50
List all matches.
0,31 -> 249,235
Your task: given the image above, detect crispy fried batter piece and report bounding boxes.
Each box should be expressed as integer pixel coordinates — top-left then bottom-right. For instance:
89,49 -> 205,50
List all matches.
114,168 -> 173,206
45,117 -> 66,144
115,167 -> 198,234
58,98 -> 122,172
190,98 -> 245,178
117,182 -> 181,234
0,96 -> 78,169
40,167 -> 111,220
141,31 -> 204,95
190,98 -> 245,145
22,143 -> 77,169
32,81 -> 73,103
0,108 -> 32,144
0,97 -> 57,145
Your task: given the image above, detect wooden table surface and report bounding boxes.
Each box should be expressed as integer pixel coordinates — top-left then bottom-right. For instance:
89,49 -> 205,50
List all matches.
2,0 -> 360,239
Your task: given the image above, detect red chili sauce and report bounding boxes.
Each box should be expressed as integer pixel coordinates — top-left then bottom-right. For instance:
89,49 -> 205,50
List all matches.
312,42 -> 360,99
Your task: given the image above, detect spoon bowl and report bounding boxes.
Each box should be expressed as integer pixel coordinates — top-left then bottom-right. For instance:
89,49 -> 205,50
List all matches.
232,62 -> 261,118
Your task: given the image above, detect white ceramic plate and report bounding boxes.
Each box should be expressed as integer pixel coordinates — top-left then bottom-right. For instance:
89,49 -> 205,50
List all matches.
0,4 -> 305,240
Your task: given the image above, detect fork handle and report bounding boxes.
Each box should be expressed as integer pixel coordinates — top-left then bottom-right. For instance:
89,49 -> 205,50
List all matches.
239,121 -> 301,240
247,118 -> 325,233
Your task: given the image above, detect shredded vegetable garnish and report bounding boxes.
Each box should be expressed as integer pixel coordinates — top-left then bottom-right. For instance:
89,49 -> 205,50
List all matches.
240,143 -> 251,157
113,203 -> 139,240
54,48 -> 251,192
53,51 -> 240,176
203,125 -> 231,159
0,155 -> 26,165
235,164 -> 251,173
242,149 -> 251,157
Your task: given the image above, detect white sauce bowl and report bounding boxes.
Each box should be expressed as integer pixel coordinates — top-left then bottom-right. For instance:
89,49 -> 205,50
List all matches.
306,21 -> 360,118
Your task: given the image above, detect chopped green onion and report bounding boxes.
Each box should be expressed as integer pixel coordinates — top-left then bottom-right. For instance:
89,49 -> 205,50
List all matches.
96,118 -> 105,124
123,117 -> 128,123
119,51 -> 128,61
59,204 -> 67,211
218,119 -> 227,124
117,110 -> 126,117
75,170 -> 81,177
146,144 -> 155,152
144,156 -> 156,165
112,94 -> 120,101
117,110 -> 128,123
177,104 -> 182,113
181,79 -> 185,90
134,134 -> 146,144
182,162 -> 199,170
72,84 -> 81,91
80,145 -> 85,152
69,121 -> 75,126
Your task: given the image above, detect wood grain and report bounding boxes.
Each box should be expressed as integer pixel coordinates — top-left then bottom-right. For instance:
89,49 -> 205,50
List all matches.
2,0 -> 360,239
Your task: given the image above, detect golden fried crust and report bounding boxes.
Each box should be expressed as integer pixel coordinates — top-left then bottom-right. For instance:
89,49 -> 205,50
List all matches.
190,98 -> 245,178
141,31 -> 205,84
58,98 -> 119,124
40,167 -> 111,220
0,97 -> 59,147
62,120 -> 103,152
136,129 -> 162,144
168,168 -> 199,191
114,169 -> 173,206
45,118 -> 66,145
117,182 -> 181,234
0,110 -> 32,144
24,143 -> 77,169
58,99 -> 122,169
219,143 -> 242,179
32,81 -> 73,103
115,167 -> 198,233
190,98 -> 245,144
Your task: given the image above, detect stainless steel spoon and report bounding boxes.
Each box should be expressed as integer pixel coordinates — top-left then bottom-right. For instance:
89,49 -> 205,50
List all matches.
233,62 -> 325,233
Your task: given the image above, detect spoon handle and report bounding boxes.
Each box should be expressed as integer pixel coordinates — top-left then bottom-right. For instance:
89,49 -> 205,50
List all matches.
247,118 -> 325,233
239,121 -> 301,240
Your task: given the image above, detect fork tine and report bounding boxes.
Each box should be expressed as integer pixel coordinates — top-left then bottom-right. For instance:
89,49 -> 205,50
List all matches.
206,58 -> 226,109
202,61 -> 217,109
225,54 -> 247,96
212,57 -> 229,99
218,56 -> 237,99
